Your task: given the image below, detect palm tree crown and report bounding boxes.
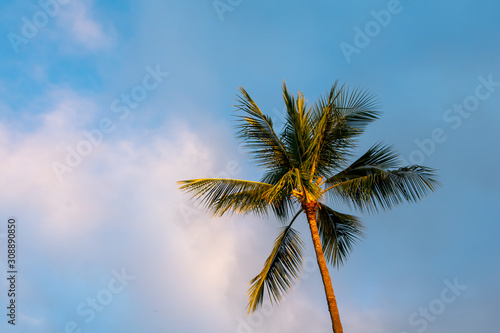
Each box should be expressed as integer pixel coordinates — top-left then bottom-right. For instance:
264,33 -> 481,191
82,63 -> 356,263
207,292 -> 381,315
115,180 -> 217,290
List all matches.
178,81 -> 439,332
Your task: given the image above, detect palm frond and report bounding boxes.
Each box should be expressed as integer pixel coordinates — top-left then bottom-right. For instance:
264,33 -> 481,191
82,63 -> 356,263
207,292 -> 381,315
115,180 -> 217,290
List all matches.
247,211 -> 305,313
325,144 -> 441,212
262,169 -> 305,221
281,82 -> 313,168
235,87 -> 291,170
316,204 -> 364,268
327,143 -> 401,181
305,95 -> 351,177
178,178 -> 273,216
303,82 -> 380,179
333,83 -> 380,132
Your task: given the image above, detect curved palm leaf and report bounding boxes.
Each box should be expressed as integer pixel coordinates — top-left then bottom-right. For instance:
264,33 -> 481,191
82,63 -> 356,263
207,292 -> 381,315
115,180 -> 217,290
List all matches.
178,178 -> 273,216
316,204 -> 364,268
248,210 -> 304,313
325,144 -> 440,212
335,84 -> 380,131
235,87 -> 291,171
315,82 -> 380,139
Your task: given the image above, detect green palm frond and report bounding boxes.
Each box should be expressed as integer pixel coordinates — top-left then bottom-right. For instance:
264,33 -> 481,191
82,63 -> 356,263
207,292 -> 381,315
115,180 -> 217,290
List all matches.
235,87 -> 291,171
281,83 -> 314,169
306,95 -> 351,177
292,82 -> 379,178
326,143 -> 400,182
260,170 -> 301,221
316,204 -> 364,268
311,82 -> 380,142
325,144 -> 440,212
332,82 -> 380,132
248,210 -> 305,313
178,178 -> 273,216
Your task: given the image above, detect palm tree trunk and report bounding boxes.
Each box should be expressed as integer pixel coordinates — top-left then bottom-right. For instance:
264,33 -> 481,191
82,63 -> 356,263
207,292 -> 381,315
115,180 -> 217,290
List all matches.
303,202 -> 344,333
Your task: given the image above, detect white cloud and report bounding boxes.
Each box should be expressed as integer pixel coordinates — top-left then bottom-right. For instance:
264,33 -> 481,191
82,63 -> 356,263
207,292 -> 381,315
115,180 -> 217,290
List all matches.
57,0 -> 113,51
0,92 -> 266,331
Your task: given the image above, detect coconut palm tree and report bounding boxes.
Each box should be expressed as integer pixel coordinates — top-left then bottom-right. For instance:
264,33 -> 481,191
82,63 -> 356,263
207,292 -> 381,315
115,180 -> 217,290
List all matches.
178,81 -> 439,332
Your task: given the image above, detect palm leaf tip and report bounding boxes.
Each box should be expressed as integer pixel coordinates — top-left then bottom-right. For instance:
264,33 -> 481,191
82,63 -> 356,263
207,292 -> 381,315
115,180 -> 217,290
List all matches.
247,221 -> 304,314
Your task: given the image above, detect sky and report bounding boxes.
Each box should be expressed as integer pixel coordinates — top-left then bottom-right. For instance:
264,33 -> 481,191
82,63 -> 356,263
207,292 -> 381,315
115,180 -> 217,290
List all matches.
0,0 -> 499,332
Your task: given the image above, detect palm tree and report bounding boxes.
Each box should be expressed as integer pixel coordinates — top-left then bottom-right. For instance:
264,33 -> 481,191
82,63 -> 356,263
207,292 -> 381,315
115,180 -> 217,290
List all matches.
178,81 -> 439,332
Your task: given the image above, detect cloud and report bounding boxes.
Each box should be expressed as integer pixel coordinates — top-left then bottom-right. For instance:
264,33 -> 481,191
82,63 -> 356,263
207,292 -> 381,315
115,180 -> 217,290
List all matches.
57,0 -> 114,51
0,90 -> 266,331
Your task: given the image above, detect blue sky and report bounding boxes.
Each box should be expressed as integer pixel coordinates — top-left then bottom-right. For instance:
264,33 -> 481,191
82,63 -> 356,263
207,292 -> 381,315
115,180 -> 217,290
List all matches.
0,0 -> 499,332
